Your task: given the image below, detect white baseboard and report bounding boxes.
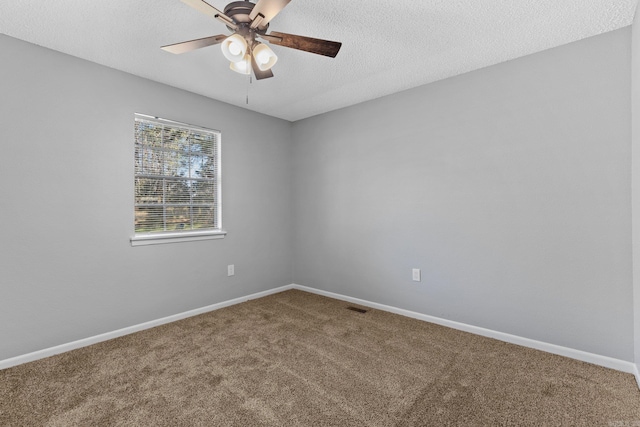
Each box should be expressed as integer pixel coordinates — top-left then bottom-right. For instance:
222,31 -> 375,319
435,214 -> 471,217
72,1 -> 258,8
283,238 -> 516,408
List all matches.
1,282 -> 637,384
290,284 -> 639,377
0,285 -> 294,371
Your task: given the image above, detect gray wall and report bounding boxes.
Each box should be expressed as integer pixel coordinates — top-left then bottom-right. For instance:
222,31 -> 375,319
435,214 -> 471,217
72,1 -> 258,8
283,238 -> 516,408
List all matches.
0,35 -> 293,360
633,10 -> 640,370
292,28 -> 633,361
2,27 -> 635,364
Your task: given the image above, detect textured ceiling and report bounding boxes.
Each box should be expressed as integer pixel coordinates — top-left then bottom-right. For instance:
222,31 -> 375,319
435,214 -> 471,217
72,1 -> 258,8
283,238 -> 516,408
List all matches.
0,0 -> 637,121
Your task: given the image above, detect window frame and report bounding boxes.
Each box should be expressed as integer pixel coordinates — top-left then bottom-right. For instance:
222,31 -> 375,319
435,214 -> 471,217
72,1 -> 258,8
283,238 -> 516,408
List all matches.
130,114 -> 226,246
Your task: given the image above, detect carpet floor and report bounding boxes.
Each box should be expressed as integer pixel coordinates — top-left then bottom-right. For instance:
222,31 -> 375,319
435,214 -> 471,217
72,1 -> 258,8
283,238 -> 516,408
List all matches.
1,289 -> 639,426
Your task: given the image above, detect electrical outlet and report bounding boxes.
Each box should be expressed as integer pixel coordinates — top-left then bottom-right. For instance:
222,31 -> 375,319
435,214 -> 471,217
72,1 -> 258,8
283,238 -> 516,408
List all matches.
227,264 -> 235,277
412,268 -> 421,282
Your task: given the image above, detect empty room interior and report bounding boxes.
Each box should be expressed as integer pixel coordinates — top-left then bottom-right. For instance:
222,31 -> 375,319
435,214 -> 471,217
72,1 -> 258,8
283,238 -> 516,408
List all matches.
3,0 -> 640,425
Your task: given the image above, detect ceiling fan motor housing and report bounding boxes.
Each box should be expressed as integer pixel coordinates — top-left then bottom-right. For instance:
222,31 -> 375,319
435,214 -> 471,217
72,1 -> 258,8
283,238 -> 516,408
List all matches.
223,1 -> 253,21
224,1 -> 269,34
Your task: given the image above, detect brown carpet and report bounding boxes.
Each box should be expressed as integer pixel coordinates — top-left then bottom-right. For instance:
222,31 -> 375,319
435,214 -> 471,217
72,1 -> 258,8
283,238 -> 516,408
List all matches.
1,289 -> 639,426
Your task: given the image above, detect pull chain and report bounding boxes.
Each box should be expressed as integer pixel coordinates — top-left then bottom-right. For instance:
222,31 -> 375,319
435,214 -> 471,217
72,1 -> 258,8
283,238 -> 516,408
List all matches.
246,73 -> 252,105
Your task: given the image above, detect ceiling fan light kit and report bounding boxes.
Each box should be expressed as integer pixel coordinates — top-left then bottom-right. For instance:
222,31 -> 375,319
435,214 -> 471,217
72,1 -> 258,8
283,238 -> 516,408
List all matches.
229,53 -> 251,74
221,33 -> 248,62
162,0 -> 342,80
252,43 -> 278,71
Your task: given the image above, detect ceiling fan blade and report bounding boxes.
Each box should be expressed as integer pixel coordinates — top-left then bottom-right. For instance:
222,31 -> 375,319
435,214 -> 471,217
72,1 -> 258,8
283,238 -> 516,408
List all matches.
251,55 -> 274,80
249,0 -> 291,29
181,0 -> 237,29
161,35 -> 228,54
267,31 -> 342,58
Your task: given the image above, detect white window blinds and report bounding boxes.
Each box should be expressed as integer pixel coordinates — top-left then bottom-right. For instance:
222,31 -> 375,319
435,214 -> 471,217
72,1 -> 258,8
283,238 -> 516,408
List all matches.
134,114 -> 221,236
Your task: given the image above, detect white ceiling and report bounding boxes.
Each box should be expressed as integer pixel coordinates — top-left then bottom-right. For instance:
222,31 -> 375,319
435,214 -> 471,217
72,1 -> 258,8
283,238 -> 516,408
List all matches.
1,0 -> 637,121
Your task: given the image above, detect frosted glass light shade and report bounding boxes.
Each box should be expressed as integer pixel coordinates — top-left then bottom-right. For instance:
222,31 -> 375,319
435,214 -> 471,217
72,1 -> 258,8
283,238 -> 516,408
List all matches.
253,43 -> 278,71
230,54 -> 251,75
221,34 -> 247,63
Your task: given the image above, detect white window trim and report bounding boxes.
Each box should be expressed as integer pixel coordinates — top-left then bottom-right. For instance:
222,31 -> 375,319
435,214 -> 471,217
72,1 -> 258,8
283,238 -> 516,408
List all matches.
130,229 -> 227,246
131,114 -> 225,246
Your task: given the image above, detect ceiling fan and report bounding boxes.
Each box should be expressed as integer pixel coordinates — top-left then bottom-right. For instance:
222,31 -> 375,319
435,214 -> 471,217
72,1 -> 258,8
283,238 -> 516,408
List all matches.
162,0 -> 342,80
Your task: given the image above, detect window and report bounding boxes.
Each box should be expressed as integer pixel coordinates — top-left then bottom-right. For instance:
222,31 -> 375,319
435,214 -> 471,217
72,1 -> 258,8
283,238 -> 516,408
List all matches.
131,114 -> 225,246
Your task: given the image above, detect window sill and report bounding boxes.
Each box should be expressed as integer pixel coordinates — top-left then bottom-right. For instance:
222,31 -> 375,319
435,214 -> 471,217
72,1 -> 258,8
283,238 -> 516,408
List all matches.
130,230 -> 227,246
